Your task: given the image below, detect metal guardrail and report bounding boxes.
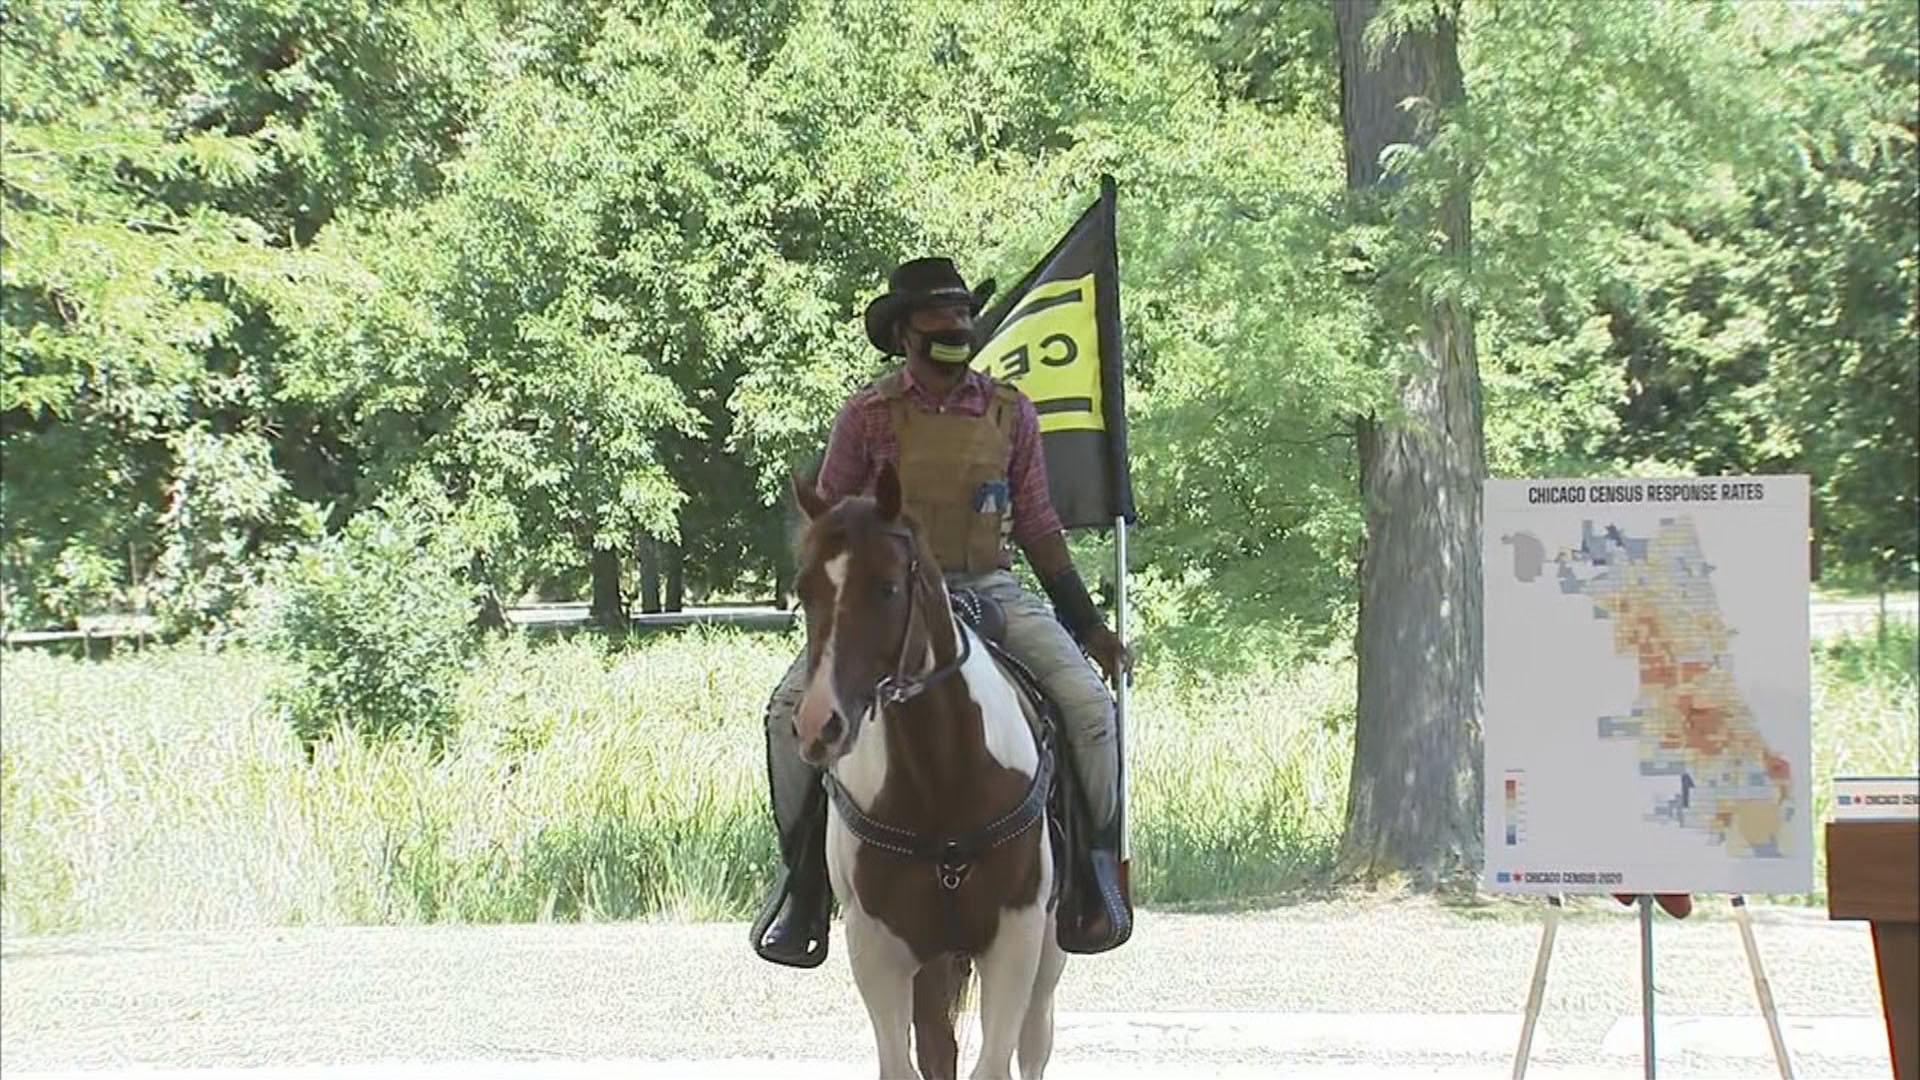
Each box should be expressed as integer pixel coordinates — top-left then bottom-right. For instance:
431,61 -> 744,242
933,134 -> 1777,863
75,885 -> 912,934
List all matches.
0,599 -> 794,641
6,600 -> 1905,648
4,627 -> 156,646
2,604 -> 798,648
506,603 -> 797,633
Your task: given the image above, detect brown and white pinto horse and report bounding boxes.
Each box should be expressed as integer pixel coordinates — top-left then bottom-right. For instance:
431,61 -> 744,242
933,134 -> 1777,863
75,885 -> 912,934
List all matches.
791,461 -> 1065,1080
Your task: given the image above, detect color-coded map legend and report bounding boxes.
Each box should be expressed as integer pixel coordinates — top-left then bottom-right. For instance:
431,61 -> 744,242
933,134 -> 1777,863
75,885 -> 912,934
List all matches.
1504,771 -> 1526,846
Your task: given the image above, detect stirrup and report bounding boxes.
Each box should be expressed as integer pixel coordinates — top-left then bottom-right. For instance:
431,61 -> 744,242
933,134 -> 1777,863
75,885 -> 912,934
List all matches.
1058,846 -> 1133,954
750,867 -> 830,968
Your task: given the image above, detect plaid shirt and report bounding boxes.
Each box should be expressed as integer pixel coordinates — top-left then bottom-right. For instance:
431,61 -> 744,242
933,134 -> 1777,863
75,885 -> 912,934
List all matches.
816,367 -> 1064,549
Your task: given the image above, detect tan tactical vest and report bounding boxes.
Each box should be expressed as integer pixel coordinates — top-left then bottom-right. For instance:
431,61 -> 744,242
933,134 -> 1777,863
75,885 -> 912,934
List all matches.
878,371 -> 1022,574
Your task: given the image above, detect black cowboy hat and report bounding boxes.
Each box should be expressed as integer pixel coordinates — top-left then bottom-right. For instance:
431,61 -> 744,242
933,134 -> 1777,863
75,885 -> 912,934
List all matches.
862,257 -> 996,356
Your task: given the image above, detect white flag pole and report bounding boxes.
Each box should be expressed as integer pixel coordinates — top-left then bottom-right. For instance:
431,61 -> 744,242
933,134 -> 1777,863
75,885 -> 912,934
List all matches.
1113,514 -> 1130,863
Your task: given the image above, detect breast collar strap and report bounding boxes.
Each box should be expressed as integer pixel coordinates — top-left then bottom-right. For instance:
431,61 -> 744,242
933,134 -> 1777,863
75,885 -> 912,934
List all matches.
823,525 -> 1056,938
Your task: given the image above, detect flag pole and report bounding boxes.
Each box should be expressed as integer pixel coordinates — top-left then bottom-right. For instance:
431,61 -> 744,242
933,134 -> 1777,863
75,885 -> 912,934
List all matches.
1113,514 -> 1130,864
1102,172 -> 1130,870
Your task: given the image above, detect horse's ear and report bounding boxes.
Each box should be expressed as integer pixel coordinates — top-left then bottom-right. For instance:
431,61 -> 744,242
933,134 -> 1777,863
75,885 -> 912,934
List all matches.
876,460 -> 901,522
793,469 -> 830,521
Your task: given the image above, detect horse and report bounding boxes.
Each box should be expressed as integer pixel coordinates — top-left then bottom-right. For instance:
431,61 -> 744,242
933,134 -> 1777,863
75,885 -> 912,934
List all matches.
789,460 -> 1067,1080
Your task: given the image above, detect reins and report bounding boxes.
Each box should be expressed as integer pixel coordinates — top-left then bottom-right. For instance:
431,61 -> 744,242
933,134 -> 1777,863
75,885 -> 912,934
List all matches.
870,524 -> 971,707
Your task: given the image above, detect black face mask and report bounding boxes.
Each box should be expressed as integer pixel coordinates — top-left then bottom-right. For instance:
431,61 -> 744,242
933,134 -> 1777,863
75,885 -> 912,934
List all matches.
916,327 -> 974,365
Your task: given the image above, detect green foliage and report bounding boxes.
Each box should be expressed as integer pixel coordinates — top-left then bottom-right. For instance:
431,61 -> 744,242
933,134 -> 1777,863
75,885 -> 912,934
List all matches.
273,0 -> 971,606
1453,0 -> 1917,588
906,1 -> 1378,645
1746,0 -> 1919,584
148,427 -> 325,635
4,0 -> 1915,649
253,489 -> 477,746
1,24 -> 308,629
1818,619 -> 1920,695
1,0 -> 488,631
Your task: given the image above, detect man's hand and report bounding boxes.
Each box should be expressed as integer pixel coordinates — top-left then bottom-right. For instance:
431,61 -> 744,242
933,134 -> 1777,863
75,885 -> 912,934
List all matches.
1614,892 -> 1693,919
1023,530 -> 1132,686
1085,625 -> 1133,689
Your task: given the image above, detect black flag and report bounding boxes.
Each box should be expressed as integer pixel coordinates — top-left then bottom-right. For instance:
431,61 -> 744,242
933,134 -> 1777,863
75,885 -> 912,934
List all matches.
970,176 -> 1136,530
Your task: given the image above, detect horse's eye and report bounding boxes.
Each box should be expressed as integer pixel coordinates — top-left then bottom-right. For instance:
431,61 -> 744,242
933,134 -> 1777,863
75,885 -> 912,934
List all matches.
877,581 -> 902,601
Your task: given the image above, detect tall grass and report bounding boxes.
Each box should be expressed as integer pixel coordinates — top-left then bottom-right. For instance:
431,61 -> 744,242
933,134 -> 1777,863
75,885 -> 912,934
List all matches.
3,622 -> 1912,934
0,628 -> 1356,934
1126,660 -> 1353,903
1,630 -> 798,934
1805,620 -> 1920,893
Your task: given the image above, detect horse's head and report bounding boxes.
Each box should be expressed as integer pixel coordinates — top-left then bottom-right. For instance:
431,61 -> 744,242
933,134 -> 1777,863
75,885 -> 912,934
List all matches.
789,460 -> 941,767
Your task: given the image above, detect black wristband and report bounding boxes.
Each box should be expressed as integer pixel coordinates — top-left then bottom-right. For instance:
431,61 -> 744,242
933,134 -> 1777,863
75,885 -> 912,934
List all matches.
1039,567 -> 1103,643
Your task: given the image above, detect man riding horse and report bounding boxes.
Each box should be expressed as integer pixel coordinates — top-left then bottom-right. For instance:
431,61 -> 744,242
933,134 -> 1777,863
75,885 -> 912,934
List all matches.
753,256 -> 1133,968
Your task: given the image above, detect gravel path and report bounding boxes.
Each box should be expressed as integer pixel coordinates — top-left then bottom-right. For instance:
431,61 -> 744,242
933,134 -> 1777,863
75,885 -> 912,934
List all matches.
1,897 -> 1895,1078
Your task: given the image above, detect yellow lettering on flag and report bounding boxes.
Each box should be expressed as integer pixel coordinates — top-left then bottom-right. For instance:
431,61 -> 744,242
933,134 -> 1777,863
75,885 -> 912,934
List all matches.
970,274 -> 1103,434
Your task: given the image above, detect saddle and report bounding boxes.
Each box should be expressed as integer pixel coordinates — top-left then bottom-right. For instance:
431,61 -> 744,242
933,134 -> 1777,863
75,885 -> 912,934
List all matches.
947,589 -> 1134,954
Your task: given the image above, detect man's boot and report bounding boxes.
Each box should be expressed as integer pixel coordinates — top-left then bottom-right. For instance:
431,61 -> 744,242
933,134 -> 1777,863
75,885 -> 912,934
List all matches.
750,785 -> 832,967
1058,812 -> 1133,954
751,656 -> 834,967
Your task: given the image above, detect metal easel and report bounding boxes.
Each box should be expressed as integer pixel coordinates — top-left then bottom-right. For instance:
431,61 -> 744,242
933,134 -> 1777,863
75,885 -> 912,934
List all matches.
1511,894 -> 1795,1079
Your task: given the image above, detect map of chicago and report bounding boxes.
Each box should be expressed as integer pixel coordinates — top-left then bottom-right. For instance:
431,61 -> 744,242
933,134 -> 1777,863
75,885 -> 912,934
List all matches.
1503,516 -> 1796,858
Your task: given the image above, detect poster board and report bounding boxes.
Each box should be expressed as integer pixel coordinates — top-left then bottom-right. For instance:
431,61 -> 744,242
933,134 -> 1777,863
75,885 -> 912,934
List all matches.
1483,475 -> 1813,895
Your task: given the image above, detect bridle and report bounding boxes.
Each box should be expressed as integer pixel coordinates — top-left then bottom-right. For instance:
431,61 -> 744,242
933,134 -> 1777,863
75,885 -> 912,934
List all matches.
867,523 -> 970,709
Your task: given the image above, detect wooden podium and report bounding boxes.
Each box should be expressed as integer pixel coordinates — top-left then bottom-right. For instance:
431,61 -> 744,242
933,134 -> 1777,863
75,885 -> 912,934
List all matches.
1827,820 -> 1920,1079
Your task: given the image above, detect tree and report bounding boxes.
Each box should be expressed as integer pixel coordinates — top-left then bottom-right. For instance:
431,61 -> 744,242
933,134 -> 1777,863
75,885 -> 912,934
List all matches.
6,0 -> 1908,660
1334,0 -> 1485,880
2,1 -> 308,633
277,1 -> 982,612
1746,0 -> 1918,588
1455,0 -> 1916,587
1,0 -> 487,633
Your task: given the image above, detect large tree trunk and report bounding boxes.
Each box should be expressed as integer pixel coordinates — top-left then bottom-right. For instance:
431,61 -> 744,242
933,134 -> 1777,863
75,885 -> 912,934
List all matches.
638,539 -> 662,614
664,542 -> 684,612
470,554 -> 509,632
589,547 -> 625,630
774,557 -> 793,610
1335,0 -> 1486,882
